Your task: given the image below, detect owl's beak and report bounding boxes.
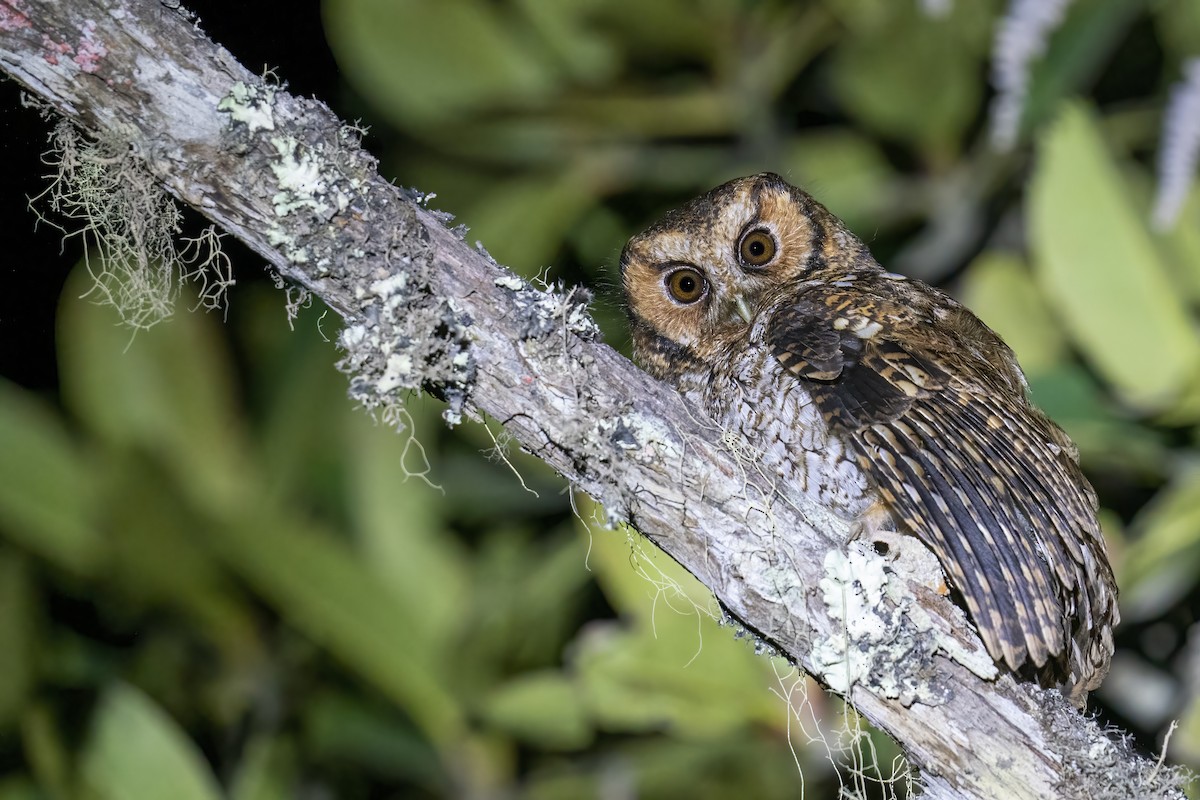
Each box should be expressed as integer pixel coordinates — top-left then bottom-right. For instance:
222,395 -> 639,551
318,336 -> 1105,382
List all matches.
733,294 -> 754,325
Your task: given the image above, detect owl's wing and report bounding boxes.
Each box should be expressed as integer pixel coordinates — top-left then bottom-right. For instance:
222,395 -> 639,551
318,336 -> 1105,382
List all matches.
766,288 -> 1112,677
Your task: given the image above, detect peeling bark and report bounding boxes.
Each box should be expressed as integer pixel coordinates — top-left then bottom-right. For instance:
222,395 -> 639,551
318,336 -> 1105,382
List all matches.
0,1 -> 1186,797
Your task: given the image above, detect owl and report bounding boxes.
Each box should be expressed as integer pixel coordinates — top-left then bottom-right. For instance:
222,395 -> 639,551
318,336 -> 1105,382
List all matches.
620,172 -> 1118,705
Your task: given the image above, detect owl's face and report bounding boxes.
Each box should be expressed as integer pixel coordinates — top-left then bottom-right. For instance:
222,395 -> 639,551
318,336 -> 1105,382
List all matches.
620,173 -> 855,378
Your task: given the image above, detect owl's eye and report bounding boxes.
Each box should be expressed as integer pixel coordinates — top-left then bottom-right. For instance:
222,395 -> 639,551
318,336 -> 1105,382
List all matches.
738,228 -> 777,268
666,268 -> 707,304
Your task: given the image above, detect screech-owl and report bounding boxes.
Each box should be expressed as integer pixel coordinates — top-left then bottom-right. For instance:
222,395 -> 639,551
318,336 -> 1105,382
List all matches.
620,172 -> 1118,704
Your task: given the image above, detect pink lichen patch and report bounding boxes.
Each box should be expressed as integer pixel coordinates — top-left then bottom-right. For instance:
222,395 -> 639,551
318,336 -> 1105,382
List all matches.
41,33 -> 72,67
0,0 -> 32,31
73,20 -> 107,73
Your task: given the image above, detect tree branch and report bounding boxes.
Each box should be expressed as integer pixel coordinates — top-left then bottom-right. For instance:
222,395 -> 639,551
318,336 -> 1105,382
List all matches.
0,1 -> 1185,797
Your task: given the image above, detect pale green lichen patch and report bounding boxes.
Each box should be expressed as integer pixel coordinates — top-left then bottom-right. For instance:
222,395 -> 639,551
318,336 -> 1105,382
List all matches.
218,84 -> 374,274
268,135 -> 355,219
264,225 -> 309,267
493,274 -> 525,291
216,80 -> 276,133
273,130 -> 373,270
497,277 -> 601,343
216,81 -> 477,427
812,539 -> 997,705
814,543 -> 891,694
337,238 -> 475,428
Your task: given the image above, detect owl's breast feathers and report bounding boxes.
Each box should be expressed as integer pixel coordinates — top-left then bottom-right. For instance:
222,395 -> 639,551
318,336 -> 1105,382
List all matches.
766,271 -> 1117,700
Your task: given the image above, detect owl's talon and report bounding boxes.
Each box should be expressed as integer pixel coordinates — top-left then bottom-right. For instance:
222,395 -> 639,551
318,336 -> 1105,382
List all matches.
848,501 -> 900,559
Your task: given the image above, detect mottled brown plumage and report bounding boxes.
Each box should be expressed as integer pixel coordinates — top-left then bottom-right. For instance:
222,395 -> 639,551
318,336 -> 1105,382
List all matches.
620,172 -> 1117,704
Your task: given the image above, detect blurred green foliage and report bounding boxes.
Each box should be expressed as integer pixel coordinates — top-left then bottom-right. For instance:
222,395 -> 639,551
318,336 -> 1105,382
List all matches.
0,274 -> 865,798
4,0 -> 1200,796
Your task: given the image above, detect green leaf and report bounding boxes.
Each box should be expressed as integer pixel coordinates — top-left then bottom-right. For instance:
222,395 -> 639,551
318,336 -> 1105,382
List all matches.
21,705 -> 73,800
457,526 -> 592,689
480,671 -> 592,750
440,419 -> 569,520
1152,0 -> 1200,67
207,507 -> 464,747
587,0 -> 728,61
0,555 -> 35,731
238,290 -> 352,508
1020,0 -> 1141,144
1027,366 -> 1167,476
1174,687 -> 1200,778
587,522 -> 717,622
620,737 -> 835,800
324,0 -> 558,127
831,7 -> 980,153
100,460 -> 256,655
345,402 -> 469,656
575,512 -> 779,736
513,0 -> 617,84
230,737 -> 297,800
957,252 -> 1068,377
0,777 -> 38,800
1030,103 -> 1200,412
464,171 -> 599,273
0,381 -> 101,573
1156,183 -> 1200,305
1121,470 -> 1200,622
783,131 -> 895,232
574,623 -> 782,737
302,691 -> 445,789
57,267 -> 249,506
81,684 -> 224,800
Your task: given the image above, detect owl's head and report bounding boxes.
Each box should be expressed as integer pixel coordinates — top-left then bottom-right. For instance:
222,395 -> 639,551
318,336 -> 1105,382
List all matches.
620,173 -> 864,377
